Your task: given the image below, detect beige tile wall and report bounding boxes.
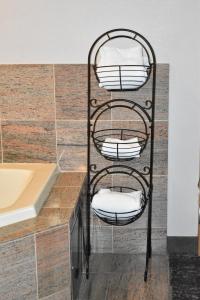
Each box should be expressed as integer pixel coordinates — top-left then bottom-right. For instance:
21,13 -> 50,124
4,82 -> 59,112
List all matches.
0,224 -> 71,299
0,172 -> 86,300
0,64 -> 169,255
0,65 -> 56,163
0,64 -> 111,169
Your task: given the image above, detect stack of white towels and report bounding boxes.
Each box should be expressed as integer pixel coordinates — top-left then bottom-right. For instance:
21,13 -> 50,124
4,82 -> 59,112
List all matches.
96,45 -> 149,90
92,188 -> 143,220
101,137 -> 141,159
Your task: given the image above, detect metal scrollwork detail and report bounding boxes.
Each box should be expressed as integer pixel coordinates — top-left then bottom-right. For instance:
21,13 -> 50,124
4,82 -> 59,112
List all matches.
90,98 -> 99,108
144,100 -> 152,110
90,164 -> 98,173
141,166 -> 150,175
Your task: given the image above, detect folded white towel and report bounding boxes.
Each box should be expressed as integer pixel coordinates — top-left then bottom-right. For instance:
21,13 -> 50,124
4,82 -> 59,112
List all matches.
97,66 -> 147,90
94,208 -> 142,219
101,137 -> 141,158
92,188 -> 142,213
98,46 -> 145,66
97,46 -> 148,90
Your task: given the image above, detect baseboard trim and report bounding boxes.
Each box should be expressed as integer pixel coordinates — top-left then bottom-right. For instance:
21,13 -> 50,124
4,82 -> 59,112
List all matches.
167,236 -> 198,255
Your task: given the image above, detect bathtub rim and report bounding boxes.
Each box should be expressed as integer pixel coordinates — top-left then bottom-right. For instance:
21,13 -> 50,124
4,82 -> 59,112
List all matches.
0,163 -> 58,227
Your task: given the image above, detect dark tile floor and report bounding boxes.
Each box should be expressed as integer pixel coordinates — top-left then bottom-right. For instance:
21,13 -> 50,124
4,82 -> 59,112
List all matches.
79,254 -> 200,300
169,255 -> 200,300
79,254 -> 170,300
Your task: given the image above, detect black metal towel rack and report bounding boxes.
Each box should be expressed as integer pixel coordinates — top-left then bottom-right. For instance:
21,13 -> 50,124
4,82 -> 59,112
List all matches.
85,28 -> 156,282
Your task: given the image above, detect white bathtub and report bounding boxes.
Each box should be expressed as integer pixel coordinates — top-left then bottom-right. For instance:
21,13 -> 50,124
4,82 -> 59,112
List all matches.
0,163 -> 58,228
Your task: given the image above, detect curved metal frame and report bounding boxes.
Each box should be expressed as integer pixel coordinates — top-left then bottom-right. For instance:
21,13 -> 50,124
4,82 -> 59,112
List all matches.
93,128 -> 148,161
87,28 -> 156,282
88,28 -> 155,91
94,64 -> 151,91
90,98 -> 151,161
91,165 -> 149,193
90,165 -> 149,226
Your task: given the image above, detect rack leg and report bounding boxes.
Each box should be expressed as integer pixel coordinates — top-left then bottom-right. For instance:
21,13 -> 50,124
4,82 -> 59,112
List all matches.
148,192 -> 152,258
86,259 -> 89,279
144,232 -> 151,281
85,242 -> 90,279
87,243 -> 91,257
147,226 -> 152,259
144,193 -> 152,281
144,239 -> 150,282
144,269 -> 148,282
85,184 -> 91,279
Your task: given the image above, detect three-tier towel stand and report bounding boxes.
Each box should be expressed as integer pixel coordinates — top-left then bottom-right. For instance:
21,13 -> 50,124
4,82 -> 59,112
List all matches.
85,28 -> 156,281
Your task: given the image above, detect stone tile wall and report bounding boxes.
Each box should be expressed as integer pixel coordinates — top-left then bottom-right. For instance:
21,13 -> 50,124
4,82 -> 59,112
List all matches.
0,225 -> 70,299
90,64 -> 169,254
0,64 -> 169,255
0,172 -> 86,300
0,65 -> 56,163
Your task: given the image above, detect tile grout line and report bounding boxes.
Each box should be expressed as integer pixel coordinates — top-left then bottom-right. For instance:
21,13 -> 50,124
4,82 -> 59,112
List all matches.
34,234 -> 39,300
0,118 -> 168,122
34,223 -> 69,237
0,233 -> 36,248
0,118 -> 3,163
40,289 -> 67,300
58,150 -> 64,161
52,64 -> 59,167
56,119 -> 87,122
0,223 -> 69,246
108,119 -> 169,122
57,149 -> 65,172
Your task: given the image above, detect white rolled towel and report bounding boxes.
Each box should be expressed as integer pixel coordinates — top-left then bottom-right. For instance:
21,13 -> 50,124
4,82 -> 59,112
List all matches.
96,46 -> 148,90
92,188 -> 143,219
97,66 -> 147,90
101,137 -> 141,158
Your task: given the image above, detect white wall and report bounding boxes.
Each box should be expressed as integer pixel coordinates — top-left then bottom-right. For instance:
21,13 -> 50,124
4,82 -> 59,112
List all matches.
0,0 -> 199,236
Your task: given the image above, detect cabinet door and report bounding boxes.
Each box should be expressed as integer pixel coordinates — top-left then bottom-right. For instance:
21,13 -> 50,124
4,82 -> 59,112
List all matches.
70,206 -> 83,300
80,179 -> 88,269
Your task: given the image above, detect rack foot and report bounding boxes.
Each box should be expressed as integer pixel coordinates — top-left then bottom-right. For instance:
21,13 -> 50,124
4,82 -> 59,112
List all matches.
144,270 -> 148,282
88,245 -> 91,257
86,266 -> 89,279
148,246 -> 152,258
86,269 -> 89,279
86,243 -> 91,257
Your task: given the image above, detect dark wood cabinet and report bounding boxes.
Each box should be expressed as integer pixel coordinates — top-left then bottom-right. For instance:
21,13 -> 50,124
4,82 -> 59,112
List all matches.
70,179 -> 87,300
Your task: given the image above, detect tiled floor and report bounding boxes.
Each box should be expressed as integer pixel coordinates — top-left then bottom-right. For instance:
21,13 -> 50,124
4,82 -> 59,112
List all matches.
79,254 -> 170,300
198,224 -> 200,256
169,255 -> 200,300
79,253 -> 200,300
